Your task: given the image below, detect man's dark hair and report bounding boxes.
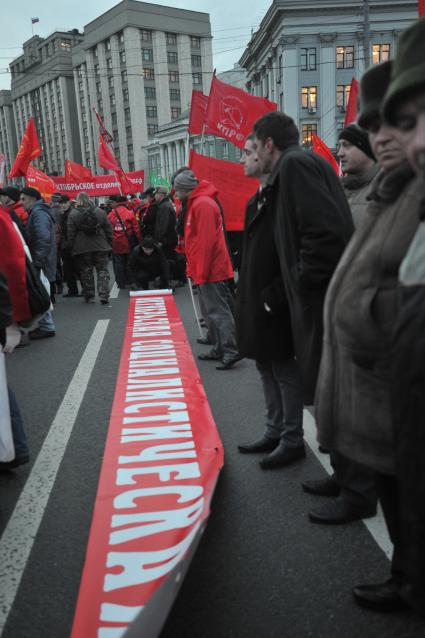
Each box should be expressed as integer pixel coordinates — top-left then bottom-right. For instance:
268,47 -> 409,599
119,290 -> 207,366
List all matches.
253,112 -> 299,150
245,133 -> 255,143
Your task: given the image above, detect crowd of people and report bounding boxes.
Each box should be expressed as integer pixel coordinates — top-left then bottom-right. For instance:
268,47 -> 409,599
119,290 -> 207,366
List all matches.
1,15 -> 424,622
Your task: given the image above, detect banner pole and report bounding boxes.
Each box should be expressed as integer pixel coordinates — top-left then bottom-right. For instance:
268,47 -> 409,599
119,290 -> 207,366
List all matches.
188,278 -> 204,337
200,124 -> 206,156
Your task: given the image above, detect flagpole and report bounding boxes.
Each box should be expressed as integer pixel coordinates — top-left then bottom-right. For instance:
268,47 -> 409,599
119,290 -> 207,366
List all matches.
200,124 -> 206,156
188,278 -> 203,337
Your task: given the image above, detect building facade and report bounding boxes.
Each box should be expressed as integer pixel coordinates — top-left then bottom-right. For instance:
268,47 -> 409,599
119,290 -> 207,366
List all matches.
0,91 -> 18,176
239,0 -> 418,149
71,0 -> 213,175
9,30 -> 84,175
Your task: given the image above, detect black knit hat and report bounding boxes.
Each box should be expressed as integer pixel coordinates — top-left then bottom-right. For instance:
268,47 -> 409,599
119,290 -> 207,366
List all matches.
108,194 -> 127,203
338,124 -> 375,160
383,18 -> 425,124
358,61 -> 392,130
21,186 -> 41,200
141,236 -> 155,249
0,186 -> 21,202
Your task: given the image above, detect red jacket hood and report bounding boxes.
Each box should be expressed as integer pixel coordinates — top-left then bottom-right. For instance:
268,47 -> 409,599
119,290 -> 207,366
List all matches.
188,180 -> 218,203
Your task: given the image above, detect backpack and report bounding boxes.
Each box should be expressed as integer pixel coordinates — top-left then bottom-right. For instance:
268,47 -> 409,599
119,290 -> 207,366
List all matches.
78,207 -> 100,235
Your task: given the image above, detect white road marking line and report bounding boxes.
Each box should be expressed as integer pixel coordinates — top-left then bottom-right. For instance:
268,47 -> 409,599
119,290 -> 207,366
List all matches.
110,282 -> 119,298
0,320 -> 110,633
303,409 -> 393,559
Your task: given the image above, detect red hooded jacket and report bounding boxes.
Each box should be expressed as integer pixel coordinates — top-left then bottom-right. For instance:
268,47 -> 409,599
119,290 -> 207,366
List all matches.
108,205 -> 141,254
12,201 -> 28,225
0,205 -> 31,322
184,181 -> 234,285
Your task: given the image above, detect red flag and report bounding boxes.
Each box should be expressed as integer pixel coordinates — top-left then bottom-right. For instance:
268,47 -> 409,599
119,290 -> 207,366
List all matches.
189,149 -> 258,231
25,165 -> 56,201
311,134 -> 339,175
344,78 -> 359,127
188,90 -> 211,135
116,168 -> 137,195
93,107 -> 113,144
419,0 -> 425,15
9,117 -> 41,178
98,137 -> 120,172
204,75 -> 277,149
65,159 -> 92,181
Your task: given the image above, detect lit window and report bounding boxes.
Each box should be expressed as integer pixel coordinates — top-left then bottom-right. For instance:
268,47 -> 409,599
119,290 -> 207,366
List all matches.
301,86 -> 317,111
171,107 -> 181,119
169,70 -> 179,83
120,51 -> 126,63
143,68 -> 155,80
336,45 -> 354,69
336,84 -> 351,110
372,43 -> 390,65
302,123 -> 318,147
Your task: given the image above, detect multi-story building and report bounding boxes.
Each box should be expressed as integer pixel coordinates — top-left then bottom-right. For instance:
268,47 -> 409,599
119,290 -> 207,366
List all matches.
145,65 -> 246,185
72,0 -> 213,174
239,0 -> 418,150
0,91 -> 18,175
9,30 -> 84,174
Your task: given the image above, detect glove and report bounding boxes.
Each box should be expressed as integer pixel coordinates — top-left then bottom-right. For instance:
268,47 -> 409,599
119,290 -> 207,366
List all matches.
2,324 -> 21,353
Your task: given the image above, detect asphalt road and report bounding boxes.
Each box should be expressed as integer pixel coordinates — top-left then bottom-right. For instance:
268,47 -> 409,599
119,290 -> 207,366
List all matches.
1,285 -> 424,638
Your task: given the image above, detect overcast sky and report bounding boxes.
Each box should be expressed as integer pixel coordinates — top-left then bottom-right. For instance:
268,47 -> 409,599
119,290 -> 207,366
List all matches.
0,0 -> 272,91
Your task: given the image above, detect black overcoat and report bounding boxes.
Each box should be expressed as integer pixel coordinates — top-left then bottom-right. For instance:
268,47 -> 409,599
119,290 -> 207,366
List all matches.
236,190 -> 294,362
268,146 -> 354,404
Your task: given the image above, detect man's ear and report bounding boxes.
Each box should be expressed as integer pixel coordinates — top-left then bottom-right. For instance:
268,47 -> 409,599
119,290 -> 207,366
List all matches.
265,137 -> 274,154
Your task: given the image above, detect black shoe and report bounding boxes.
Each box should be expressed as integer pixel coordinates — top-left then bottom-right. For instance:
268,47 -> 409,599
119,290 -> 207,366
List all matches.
308,497 -> 377,525
318,445 -> 330,454
197,337 -> 211,345
197,352 -> 221,361
84,297 -> 96,303
100,299 -> 110,305
216,355 -> 243,370
302,477 -> 340,497
260,442 -> 306,469
238,436 -> 279,454
30,329 -> 56,340
353,579 -> 409,612
0,454 -> 30,471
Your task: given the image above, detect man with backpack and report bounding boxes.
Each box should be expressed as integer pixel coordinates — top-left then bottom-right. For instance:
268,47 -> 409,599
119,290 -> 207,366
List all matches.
107,194 -> 141,289
67,192 -> 113,304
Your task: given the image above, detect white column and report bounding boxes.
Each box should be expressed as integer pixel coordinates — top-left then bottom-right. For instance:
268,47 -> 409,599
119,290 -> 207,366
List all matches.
159,144 -> 166,179
282,47 -> 299,124
125,26 -> 148,174
153,31 -> 171,127
111,34 -> 128,170
177,35 -> 192,112
86,51 -> 99,172
320,45 -> 336,147
200,37 -> 213,95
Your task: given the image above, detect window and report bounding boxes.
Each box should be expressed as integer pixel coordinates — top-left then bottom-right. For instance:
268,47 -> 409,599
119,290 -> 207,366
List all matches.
77,67 -> 83,78
107,58 -> 113,69
167,51 -> 178,64
98,98 -> 103,110
301,86 -> 317,111
128,144 -> 134,155
120,51 -> 126,63
105,40 -> 111,51
190,36 -> 201,48
129,161 -> 135,171
302,123 -> 317,147
169,70 -> 179,83
121,70 -> 128,84
171,107 -> 181,119
336,84 -> 351,110
146,105 -> 157,118
143,67 -> 155,80
119,33 -> 124,44
110,94 -> 116,106
222,142 -> 229,159
82,112 -> 87,122
124,107 -> 131,120
166,33 -> 177,45
191,55 -> 202,67
336,45 -> 354,69
141,29 -> 152,42
145,86 -> 156,99
96,81 -> 101,93
372,43 -> 390,65
192,73 -> 202,85
111,112 -> 118,125
108,76 -> 114,88
170,88 -> 180,101
300,47 -> 316,71
126,125 -> 132,138
94,64 -> 100,75
147,123 -> 158,137
61,39 -> 71,50
123,87 -> 129,101
142,48 -> 153,61
79,81 -> 84,91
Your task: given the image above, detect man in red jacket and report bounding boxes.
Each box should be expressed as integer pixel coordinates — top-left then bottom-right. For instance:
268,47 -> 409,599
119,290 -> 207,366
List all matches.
107,195 -> 141,289
174,170 -> 241,370
0,186 -> 28,227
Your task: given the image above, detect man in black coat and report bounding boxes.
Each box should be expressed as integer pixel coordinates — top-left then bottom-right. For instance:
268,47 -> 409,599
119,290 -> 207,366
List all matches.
236,135 -> 305,469
128,236 -> 170,290
253,112 -> 354,406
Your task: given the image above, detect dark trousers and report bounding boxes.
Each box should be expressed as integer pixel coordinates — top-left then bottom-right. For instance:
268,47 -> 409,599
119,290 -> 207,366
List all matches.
331,450 -> 378,509
134,270 -> 168,290
375,474 -> 403,583
112,253 -> 130,288
8,387 -> 28,459
62,250 -> 79,294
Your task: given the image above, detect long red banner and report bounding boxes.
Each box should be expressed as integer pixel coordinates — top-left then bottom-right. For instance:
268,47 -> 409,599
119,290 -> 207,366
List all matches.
51,170 -> 144,197
189,149 -> 257,231
71,292 -> 224,637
